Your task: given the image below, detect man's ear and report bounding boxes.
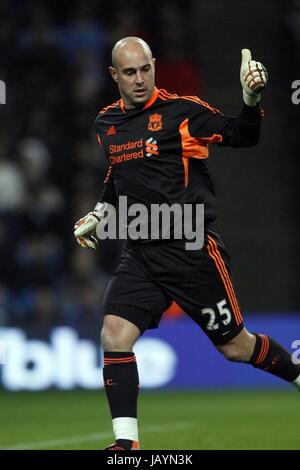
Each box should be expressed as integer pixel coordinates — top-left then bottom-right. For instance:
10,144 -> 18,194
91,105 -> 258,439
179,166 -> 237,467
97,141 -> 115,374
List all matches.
109,66 -> 118,83
152,58 -> 156,69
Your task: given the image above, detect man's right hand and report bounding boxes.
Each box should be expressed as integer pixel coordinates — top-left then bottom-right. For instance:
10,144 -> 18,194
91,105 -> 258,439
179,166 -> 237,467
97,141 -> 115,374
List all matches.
74,212 -> 99,249
74,202 -> 109,249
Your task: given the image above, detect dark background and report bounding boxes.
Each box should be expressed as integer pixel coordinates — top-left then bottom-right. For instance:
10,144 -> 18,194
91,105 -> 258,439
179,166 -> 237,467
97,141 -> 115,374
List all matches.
0,0 -> 299,330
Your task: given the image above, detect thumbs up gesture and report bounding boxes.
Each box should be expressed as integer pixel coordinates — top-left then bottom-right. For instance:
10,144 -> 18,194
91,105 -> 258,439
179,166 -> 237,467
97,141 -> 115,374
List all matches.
240,49 -> 268,106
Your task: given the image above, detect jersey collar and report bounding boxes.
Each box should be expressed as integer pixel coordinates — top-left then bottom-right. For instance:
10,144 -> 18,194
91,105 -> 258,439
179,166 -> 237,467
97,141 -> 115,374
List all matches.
120,87 -> 159,113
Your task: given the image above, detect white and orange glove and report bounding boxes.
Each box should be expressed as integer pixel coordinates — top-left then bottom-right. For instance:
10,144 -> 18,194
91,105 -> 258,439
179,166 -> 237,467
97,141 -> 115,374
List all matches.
240,49 -> 268,106
74,202 -> 109,249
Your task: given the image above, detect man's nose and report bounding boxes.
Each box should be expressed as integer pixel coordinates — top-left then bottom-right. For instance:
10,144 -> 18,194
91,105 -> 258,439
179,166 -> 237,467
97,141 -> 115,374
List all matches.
135,72 -> 144,85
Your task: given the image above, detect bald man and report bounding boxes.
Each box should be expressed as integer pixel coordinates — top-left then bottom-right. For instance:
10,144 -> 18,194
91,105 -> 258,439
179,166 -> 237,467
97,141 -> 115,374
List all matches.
109,37 -> 155,109
74,37 -> 300,450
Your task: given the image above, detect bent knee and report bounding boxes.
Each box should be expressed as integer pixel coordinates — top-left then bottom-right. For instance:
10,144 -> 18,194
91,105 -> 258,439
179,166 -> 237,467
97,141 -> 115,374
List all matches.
217,344 -> 244,362
101,315 -> 140,351
216,330 -> 256,362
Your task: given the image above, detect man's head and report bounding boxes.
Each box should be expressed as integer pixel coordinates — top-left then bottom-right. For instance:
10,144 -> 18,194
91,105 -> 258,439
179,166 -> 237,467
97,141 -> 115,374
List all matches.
109,37 -> 156,109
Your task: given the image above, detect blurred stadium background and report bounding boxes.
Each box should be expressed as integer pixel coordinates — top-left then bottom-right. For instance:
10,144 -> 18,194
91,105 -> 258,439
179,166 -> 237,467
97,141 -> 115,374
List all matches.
0,0 -> 300,450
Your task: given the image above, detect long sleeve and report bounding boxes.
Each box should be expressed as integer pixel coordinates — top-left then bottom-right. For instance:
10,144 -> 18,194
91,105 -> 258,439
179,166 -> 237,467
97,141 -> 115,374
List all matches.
99,165 -> 117,206
186,100 -> 263,148
95,132 -> 117,207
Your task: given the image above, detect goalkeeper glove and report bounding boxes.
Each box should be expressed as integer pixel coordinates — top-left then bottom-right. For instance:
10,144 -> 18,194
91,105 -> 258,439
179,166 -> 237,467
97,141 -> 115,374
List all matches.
240,49 -> 268,106
74,202 -> 109,249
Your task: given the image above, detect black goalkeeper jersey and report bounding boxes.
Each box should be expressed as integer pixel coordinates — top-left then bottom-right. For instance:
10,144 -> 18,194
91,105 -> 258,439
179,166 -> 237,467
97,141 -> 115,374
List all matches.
95,87 -> 262,239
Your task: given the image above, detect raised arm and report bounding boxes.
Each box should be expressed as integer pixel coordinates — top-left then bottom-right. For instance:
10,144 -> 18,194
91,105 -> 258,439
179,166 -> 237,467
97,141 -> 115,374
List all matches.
184,49 -> 268,148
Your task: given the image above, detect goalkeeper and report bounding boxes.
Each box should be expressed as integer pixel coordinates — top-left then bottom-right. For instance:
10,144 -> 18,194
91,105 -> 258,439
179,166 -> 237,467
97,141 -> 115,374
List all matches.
74,37 -> 300,450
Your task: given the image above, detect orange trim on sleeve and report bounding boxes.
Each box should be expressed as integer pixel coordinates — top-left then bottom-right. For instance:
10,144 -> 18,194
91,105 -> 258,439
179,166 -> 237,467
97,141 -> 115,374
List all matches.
158,89 -> 179,100
179,118 -> 222,187
99,100 -> 121,115
104,165 -> 112,184
179,118 -> 222,159
158,89 -> 220,114
182,156 -> 189,187
180,95 -> 220,114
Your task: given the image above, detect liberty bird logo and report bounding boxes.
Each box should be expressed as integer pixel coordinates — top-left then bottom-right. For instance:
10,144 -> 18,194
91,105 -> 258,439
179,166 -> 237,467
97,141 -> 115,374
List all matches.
148,113 -> 162,131
0,80 -> 6,104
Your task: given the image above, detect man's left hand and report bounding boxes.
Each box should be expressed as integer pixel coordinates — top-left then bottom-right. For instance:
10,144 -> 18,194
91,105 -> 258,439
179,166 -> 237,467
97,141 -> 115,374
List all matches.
240,49 -> 268,106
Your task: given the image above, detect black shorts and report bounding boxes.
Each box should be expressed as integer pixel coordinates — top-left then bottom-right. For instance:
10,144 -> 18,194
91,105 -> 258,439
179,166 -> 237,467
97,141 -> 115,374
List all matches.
103,226 -> 244,345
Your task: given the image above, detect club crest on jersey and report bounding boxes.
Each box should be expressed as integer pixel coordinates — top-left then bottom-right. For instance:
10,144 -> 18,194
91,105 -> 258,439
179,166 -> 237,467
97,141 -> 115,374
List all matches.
148,113 -> 162,131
